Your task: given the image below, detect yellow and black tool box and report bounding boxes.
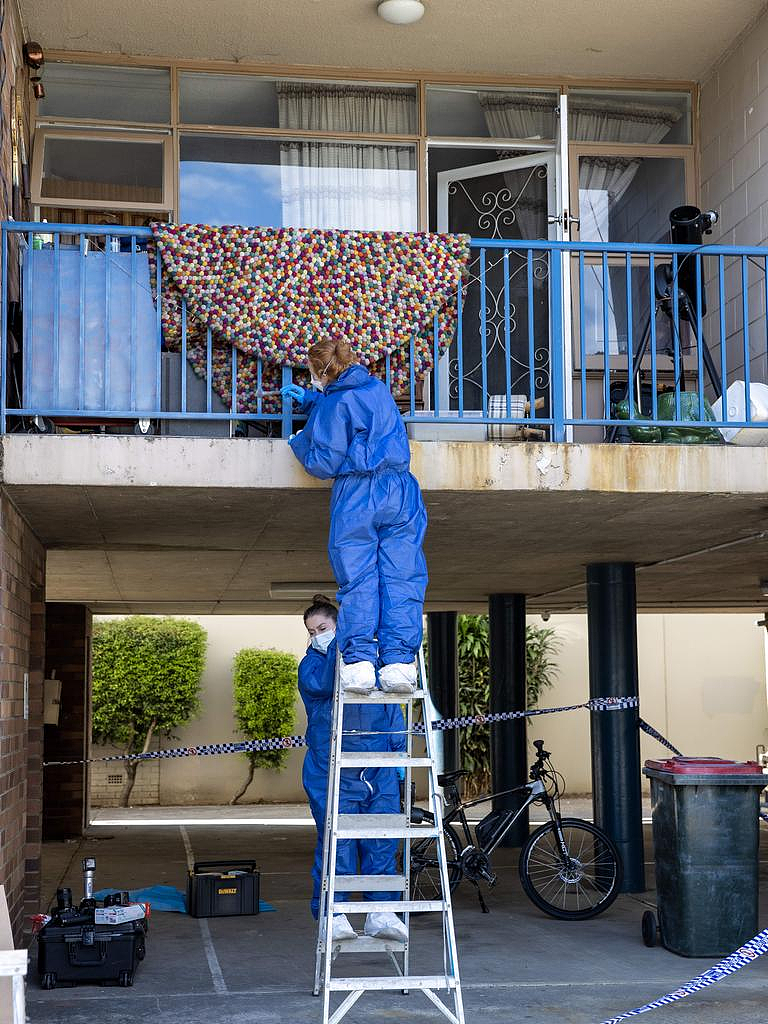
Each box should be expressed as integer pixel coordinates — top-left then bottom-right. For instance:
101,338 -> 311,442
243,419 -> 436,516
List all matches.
187,860 -> 260,918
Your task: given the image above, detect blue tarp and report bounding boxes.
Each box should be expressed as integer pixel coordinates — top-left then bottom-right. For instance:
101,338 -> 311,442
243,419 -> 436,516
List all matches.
94,885 -> 275,914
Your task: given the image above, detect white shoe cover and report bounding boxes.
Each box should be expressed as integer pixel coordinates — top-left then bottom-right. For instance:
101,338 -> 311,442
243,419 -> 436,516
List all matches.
339,660 -> 376,694
331,914 -> 357,942
379,662 -> 417,694
364,910 -> 408,942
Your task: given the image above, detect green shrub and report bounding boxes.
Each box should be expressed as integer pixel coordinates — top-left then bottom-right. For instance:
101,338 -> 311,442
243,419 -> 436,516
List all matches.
92,616 -> 206,805
456,615 -> 561,797
231,648 -> 298,804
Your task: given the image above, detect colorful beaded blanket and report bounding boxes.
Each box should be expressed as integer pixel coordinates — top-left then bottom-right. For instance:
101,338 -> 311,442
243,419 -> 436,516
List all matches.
149,224 -> 470,414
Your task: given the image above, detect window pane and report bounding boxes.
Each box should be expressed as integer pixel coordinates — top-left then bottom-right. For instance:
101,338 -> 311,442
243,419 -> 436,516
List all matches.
578,156 -> 685,244
38,64 -> 170,123
179,74 -> 418,133
41,137 -> 164,204
180,134 -> 417,231
426,86 -> 558,140
569,89 -> 691,145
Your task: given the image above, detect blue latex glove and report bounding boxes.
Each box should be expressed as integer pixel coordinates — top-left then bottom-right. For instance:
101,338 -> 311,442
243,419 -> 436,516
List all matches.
396,767 -> 406,783
280,383 -> 305,403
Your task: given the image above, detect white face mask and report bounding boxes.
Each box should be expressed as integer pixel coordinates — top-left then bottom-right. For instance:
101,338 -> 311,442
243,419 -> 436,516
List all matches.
310,375 -> 324,392
310,629 -> 335,653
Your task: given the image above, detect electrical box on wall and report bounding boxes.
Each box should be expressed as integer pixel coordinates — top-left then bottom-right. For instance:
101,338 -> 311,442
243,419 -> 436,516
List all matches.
43,673 -> 61,726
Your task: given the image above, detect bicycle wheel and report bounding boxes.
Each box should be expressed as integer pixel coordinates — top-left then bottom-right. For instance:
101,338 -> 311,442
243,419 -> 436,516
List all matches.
519,817 -> 622,920
410,823 -> 463,902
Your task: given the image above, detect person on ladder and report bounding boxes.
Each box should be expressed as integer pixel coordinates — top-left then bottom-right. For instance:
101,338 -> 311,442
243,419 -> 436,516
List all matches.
299,595 -> 409,943
282,337 -> 428,696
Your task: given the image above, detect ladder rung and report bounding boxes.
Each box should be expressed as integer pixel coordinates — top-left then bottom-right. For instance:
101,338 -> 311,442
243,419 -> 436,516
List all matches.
328,974 -> 455,992
333,874 -> 407,892
342,689 -> 429,704
327,936 -> 407,953
336,814 -> 440,839
339,752 -> 432,768
333,900 -> 444,914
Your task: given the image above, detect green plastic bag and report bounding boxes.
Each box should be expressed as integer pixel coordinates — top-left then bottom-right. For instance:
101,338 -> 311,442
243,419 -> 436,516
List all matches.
612,398 -> 662,443
657,392 -> 722,444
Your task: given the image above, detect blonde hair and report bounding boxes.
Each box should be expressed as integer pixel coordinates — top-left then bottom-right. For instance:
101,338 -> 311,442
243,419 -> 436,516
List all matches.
308,337 -> 355,382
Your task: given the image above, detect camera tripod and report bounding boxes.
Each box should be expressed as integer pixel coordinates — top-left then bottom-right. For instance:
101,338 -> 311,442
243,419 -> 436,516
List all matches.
606,263 -> 723,443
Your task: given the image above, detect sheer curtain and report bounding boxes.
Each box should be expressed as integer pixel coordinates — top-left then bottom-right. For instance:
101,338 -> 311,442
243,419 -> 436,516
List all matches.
477,91 -> 681,235
276,82 -> 417,230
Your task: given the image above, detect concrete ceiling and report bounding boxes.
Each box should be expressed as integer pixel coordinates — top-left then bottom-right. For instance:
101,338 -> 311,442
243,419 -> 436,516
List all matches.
4,436 -> 768,615
25,0 -> 764,81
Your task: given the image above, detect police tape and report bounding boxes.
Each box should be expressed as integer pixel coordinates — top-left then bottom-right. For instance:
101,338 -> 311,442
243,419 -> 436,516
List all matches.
43,694 -> 640,767
637,719 -> 682,756
598,927 -> 768,1024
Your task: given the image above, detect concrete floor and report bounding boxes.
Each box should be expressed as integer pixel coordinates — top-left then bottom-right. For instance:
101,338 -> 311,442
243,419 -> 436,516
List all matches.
26,818 -> 768,1024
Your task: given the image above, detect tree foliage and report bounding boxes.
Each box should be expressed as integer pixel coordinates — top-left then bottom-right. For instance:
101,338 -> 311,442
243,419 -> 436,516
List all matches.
231,648 -> 298,804
456,615 -> 561,797
92,616 -> 206,805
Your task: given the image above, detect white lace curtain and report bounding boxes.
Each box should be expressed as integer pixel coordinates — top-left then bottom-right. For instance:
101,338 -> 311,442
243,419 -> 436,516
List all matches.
276,82 -> 417,231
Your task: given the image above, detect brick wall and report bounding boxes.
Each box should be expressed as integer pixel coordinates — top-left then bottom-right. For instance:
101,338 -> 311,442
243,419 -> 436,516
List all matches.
0,492 -> 45,945
42,605 -> 92,840
90,756 -> 160,807
700,7 -> 768,388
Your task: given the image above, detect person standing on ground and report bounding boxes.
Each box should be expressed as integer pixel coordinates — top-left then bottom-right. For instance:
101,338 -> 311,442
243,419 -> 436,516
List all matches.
298,594 -> 408,942
282,339 -> 428,695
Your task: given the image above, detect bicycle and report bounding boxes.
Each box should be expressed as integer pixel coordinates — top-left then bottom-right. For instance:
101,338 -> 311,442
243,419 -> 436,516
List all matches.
409,739 -> 623,920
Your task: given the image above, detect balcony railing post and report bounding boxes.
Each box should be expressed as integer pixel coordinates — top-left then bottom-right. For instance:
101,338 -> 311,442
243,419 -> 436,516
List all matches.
550,247 -> 566,443
281,365 -> 294,438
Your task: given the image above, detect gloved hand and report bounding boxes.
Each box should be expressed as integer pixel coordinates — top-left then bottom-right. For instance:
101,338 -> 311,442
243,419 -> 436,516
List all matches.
280,383 -> 305,403
396,767 -> 406,783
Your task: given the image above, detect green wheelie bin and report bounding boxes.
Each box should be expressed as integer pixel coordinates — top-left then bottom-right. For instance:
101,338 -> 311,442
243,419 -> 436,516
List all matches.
642,756 -> 766,957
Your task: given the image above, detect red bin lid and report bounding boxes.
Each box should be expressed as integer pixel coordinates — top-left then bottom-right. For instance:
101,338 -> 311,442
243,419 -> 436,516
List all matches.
644,756 -> 764,775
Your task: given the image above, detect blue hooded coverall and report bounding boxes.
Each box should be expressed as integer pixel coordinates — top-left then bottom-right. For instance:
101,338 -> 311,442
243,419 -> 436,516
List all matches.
289,365 -> 428,667
299,639 -> 405,917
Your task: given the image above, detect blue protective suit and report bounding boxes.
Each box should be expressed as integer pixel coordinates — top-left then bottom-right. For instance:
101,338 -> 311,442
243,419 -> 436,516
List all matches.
298,639 -> 405,918
289,365 -> 428,666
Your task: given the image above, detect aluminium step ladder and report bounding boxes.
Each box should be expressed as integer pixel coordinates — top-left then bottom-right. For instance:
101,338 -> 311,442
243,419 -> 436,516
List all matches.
313,648 -> 465,1024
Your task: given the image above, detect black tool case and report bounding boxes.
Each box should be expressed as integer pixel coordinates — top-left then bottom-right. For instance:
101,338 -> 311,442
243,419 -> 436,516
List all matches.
187,859 -> 260,918
37,918 -> 147,989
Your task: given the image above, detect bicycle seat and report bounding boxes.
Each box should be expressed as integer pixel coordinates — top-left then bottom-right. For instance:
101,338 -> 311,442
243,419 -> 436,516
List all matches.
438,769 -> 470,787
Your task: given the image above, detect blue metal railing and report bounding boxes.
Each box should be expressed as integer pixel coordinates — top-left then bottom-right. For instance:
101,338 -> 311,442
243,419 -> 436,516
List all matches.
3,221 -> 768,443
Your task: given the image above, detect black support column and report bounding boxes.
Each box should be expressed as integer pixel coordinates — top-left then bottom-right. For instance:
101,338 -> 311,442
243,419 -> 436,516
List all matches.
427,612 -> 459,773
488,594 -> 528,847
587,563 -> 645,892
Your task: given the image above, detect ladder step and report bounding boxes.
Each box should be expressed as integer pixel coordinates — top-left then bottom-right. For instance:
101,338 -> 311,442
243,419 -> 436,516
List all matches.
333,874 -> 407,892
336,814 -> 439,839
333,900 -> 444,914
328,974 -> 455,992
342,689 -> 429,704
339,752 -> 432,768
327,936 -> 407,953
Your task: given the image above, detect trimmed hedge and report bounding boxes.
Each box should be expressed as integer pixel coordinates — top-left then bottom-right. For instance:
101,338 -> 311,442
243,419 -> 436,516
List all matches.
232,648 -> 298,773
92,616 -> 206,804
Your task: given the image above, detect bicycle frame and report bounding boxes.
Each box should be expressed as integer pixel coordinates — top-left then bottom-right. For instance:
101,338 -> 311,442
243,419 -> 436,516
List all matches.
443,778 -> 549,858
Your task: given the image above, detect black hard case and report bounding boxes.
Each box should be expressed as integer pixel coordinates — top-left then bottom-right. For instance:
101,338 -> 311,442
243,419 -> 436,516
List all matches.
37,919 -> 146,988
187,859 -> 260,918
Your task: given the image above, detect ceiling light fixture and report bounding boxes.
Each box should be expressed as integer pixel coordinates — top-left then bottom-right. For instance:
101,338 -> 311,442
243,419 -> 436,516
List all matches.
269,582 -> 337,599
377,0 -> 425,25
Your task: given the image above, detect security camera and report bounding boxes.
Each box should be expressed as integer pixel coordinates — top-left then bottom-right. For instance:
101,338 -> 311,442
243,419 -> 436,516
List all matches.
541,610 -> 551,622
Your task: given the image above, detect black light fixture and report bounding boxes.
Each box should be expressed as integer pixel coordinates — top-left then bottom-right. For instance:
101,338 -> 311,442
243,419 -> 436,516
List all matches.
23,42 -> 45,99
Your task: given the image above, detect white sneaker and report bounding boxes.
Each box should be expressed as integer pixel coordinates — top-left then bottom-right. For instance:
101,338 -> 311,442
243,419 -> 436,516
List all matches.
379,662 -> 417,694
331,914 -> 357,942
364,910 -> 408,942
339,660 -> 376,694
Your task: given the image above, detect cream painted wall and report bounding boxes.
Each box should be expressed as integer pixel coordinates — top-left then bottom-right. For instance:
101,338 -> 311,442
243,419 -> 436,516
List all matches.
91,611 -> 767,806
533,613 -> 768,793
